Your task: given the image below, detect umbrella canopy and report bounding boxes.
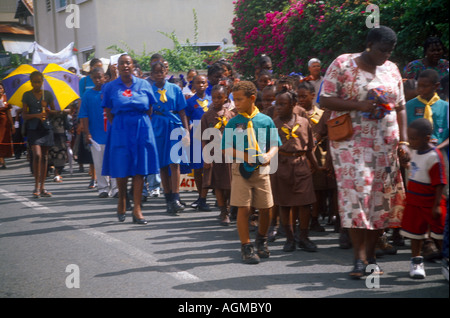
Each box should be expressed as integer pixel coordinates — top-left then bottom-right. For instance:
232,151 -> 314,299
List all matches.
2,63 -> 80,110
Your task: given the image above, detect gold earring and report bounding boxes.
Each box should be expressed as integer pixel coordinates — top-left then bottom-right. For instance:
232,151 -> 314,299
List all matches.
366,48 -> 371,52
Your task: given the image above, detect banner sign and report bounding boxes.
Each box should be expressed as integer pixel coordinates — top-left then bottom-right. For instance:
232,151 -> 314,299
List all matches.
31,42 -> 80,72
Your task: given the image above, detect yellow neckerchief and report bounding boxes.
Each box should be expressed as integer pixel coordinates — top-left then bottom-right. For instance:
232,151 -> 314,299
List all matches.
308,110 -> 318,124
197,99 -> 209,112
417,93 -> 440,126
239,107 -> 261,153
281,123 -> 300,140
214,116 -> 228,129
157,89 -> 168,103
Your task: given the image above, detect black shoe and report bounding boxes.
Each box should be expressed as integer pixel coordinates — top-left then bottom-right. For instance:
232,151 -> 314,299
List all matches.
298,237 -> 317,252
117,213 -> 126,222
255,234 -> 270,259
241,244 -> 260,264
197,198 -> 211,211
172,200 -> 185,213
99,192 -> 109,198
283,240 -> 296,252
190,198 -> 200,209
167,201 -> 184,216
132,214 -> 148,225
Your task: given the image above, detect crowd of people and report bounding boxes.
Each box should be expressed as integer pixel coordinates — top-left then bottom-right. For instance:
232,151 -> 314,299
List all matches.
0,26 -> 448,282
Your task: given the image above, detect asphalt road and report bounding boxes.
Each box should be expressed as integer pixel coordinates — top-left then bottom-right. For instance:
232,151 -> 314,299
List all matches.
0,157 -> 448,301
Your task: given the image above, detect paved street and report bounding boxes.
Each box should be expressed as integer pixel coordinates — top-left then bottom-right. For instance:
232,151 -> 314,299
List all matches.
0,157 -> 448,300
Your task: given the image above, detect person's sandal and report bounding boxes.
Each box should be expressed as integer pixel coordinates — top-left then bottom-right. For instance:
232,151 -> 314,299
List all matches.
349,259 -> 365,279
40,190 -> 52,198
32,189 -> 40,199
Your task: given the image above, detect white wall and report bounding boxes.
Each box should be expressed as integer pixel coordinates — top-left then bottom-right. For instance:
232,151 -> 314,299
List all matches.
34,0 -> 235,65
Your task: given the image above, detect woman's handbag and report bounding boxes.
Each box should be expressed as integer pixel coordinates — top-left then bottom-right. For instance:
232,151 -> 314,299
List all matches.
326,66 -> 358,142
326,113 -> 353,141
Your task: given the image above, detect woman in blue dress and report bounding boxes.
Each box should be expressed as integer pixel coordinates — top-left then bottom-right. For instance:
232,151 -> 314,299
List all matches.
150,61 -> 190,215
102,54 -> 159,224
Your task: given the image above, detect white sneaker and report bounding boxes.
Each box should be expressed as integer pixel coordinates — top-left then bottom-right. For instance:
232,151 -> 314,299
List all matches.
150,188 -> 160,197
410,256 -> 426,279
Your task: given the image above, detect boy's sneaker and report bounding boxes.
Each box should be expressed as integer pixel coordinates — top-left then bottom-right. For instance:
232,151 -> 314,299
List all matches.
410,256 -> 426,279
442,258 -> 449,282
241,244 -> 260,264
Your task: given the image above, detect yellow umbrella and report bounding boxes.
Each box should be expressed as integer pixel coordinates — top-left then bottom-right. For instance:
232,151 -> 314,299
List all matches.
2,63 -> 80,110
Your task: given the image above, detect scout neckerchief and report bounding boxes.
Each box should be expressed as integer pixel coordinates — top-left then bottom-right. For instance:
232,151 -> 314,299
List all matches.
281,123 -> 300,140
214,115 -> 228,129
157,89 -> 168,103
417,92 -> 440,126
307,107 -> 319,124
239,107 -> 261,153
197,98 -> 209,112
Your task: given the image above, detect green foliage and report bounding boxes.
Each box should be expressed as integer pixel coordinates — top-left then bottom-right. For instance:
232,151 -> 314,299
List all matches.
0,51 -> 30,80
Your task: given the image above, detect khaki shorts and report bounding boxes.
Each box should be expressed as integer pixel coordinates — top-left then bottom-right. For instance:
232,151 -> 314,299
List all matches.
230,163 -> 274,209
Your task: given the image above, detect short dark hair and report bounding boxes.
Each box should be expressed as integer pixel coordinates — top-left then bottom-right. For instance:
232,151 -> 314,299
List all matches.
418,69 -> 440,84
30,71 -> 44,81
257,54 -> 272,67
409,118 -> 433,137
366,25 -> 397,46
276,88 -> 298,105
297,81 -> 315,93
208,63 -> 225,77
423,36 -> 445,57
211,84 -> 228,95
91,67 -> 104,75
150,61 -> 165,72
90,58 -> 102,68
258,69 -> 273,78
232,81 -> 257,97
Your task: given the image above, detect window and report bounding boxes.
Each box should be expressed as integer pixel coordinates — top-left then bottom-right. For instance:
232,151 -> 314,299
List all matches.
54,0 -> 67,12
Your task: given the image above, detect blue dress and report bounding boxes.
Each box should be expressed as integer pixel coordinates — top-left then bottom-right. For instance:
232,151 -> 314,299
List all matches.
151,81 -> 188,169
101,76 -> 159,178
185,94 -> 211,170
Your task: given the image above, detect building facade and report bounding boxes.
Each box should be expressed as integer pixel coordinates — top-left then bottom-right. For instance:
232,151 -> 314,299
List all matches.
33,0 -> 235,65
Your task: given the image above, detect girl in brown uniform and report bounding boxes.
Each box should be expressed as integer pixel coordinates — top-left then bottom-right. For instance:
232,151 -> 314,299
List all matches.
271,88 -> 322,252
201,85 -> 236,225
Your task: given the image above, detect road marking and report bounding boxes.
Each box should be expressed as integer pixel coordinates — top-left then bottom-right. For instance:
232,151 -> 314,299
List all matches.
0,188 -> 229,295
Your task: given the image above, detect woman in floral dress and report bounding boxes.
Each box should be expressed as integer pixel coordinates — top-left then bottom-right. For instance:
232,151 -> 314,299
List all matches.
320,26 -> 410,278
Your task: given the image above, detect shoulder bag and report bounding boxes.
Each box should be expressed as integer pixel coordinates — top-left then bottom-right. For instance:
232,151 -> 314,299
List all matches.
326,66 -> 358,142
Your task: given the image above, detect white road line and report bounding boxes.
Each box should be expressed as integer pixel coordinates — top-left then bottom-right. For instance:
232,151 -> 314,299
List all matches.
0,188 -> 230,296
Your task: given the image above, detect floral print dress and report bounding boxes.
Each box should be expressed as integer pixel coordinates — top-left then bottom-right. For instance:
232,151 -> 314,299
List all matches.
321,53 -> 406,230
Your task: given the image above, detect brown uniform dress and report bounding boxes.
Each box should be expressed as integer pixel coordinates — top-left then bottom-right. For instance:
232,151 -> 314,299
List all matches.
200,107 -> 235,190
271,114 -> 316,207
